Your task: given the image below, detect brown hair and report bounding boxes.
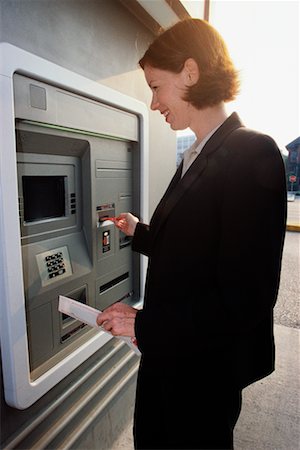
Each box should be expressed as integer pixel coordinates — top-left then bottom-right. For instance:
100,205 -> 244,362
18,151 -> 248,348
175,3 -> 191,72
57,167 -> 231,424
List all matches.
139,19 -> 240,109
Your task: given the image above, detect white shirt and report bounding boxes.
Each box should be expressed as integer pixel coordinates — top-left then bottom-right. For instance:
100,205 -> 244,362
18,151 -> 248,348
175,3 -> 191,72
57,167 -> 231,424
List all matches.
181,123 -> 224,178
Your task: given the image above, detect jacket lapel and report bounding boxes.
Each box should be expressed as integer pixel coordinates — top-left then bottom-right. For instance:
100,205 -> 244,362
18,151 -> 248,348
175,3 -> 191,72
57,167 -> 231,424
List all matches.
150,112 -> 244,243
147,160 -> 182,235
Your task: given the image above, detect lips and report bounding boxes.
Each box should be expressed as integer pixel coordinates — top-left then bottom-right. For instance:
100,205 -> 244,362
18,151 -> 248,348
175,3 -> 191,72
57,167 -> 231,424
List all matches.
162,110 -> 170,121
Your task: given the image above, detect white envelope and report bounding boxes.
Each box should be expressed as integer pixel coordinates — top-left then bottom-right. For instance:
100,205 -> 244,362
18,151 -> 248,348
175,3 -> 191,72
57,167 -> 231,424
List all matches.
58,295 -> 141,356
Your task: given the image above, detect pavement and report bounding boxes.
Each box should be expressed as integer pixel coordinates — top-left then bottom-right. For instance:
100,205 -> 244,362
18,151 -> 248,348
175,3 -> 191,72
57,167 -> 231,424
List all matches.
112,202 -> 300,450
234,323 -> 299,450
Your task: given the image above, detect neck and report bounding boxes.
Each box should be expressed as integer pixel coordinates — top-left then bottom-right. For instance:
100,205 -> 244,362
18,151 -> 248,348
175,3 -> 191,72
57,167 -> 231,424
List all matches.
190,103 -> 229,142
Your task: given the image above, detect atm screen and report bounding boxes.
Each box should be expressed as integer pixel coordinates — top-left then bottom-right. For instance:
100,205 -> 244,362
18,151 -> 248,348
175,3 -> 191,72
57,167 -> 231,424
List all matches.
23,175 -> 66,223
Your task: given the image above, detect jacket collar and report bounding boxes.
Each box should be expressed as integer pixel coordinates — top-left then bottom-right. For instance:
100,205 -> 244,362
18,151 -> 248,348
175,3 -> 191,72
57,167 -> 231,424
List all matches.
150,112 -> 244,242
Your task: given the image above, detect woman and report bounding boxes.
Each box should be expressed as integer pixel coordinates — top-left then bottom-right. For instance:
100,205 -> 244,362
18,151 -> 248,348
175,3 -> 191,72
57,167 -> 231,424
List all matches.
97,18 -> 286,450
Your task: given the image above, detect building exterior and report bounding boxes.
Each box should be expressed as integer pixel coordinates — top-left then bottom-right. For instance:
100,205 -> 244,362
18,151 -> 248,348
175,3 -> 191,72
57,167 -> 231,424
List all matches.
286,137 -> 300,193
176,133 -> 196,166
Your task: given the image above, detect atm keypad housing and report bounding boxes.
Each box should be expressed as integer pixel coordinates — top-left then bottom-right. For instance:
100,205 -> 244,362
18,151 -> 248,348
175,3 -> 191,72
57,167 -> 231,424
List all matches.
36,246 -> 72,287
14,75 -> 141,378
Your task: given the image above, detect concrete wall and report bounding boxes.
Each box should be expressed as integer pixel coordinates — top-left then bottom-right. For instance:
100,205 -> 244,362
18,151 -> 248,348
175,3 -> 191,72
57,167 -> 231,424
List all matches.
0,0 -> 176,447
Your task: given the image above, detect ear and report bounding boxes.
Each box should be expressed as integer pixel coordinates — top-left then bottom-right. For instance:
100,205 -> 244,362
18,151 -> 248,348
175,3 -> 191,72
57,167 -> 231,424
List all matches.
183,58 -> 200,86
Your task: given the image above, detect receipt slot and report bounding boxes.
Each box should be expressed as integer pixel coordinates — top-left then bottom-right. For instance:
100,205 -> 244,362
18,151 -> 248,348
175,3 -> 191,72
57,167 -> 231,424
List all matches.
0,44 -> 148,408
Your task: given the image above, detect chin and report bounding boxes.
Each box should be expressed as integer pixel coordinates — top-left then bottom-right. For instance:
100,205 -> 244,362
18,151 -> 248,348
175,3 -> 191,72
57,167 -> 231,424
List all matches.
170,121 -> 187,131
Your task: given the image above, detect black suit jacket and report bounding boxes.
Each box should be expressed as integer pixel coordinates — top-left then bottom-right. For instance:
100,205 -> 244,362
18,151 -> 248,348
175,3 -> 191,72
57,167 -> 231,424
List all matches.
133,112 -> 286,389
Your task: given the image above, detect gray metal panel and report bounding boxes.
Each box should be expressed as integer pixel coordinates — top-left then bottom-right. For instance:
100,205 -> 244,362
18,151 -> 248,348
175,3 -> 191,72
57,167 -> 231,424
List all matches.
27,302 -> 54,364
57,89 -> 138,142
23,231 -> 92,302
14,74 -> 138,141
14,119 -> 140,378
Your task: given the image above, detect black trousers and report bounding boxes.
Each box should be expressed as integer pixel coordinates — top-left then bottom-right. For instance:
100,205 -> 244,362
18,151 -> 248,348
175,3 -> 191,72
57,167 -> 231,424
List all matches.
133,362 -> 242,450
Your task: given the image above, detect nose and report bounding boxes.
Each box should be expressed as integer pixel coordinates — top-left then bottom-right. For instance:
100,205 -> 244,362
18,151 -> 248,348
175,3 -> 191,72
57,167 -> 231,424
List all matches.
150,93 -> 159,111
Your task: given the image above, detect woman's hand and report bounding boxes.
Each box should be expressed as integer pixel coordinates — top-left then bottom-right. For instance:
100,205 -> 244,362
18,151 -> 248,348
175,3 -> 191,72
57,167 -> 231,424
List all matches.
96,302 -> 138,337
114,213 -> 139,236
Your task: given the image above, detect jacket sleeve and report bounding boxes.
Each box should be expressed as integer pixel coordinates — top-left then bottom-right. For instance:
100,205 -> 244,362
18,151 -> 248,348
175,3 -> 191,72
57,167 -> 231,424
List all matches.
213,133 -> 287,332
131,222 -> 152,257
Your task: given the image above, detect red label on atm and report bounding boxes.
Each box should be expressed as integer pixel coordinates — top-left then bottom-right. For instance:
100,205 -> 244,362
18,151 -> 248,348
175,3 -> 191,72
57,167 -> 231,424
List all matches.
102,230 -> 110,253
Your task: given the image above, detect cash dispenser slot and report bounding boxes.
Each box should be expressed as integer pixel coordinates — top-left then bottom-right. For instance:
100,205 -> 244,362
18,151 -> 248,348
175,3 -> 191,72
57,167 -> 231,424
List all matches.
119,233 -> 131,249
99,272 -> 129,294
60,323 -> 86,343
97,268 -> 132,311
61,285 -> 88,343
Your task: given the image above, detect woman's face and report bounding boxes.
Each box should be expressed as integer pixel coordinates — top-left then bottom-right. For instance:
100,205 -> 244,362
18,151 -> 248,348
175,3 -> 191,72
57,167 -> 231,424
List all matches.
144,64 -> 193,131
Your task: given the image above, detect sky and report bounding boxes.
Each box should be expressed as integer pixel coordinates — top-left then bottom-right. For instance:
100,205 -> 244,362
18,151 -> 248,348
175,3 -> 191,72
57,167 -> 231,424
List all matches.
179,0 -> 299,153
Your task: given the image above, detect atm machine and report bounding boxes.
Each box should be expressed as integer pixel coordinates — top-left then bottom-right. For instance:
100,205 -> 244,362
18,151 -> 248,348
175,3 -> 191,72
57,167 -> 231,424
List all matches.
0,44 -> 148,409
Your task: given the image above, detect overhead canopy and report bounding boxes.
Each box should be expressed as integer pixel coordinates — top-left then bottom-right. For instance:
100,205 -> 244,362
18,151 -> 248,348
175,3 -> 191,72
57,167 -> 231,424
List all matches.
119,0 -> 210,35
